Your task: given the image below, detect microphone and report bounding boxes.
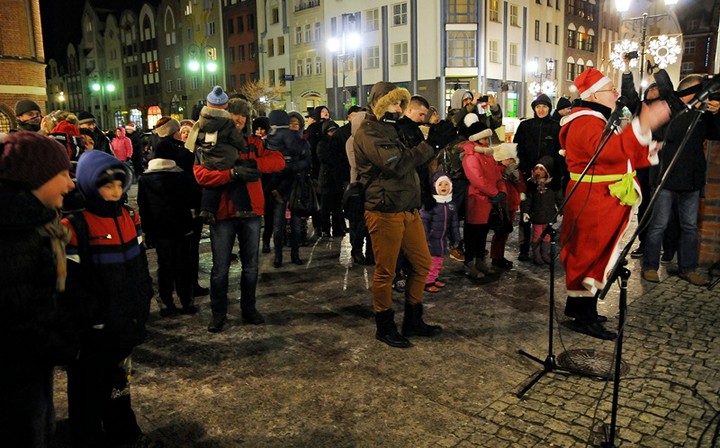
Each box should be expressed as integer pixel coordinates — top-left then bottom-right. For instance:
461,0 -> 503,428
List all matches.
603,96 -> 628,135
687,74 -> 720,109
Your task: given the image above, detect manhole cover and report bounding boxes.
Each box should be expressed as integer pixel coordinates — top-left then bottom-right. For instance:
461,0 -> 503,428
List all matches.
557,349 -> 629,378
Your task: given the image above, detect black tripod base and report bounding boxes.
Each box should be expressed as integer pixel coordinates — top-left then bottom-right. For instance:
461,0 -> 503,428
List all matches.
516,350 -> 559,398
601,424 -> 617,448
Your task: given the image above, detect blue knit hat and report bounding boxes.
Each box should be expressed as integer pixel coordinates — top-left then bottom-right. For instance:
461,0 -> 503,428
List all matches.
207,86 -> 229,107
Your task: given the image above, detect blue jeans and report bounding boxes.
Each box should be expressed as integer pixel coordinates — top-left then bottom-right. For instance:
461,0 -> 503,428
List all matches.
209,217 -> 261,316
272,202 -> 302,255
643,189 -> 700,273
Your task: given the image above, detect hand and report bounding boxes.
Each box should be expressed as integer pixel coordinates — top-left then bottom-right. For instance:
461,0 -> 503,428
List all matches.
231,165 -> 261,182
236,158 -> 258,169
638,100 -> 671,134
487,94 -> 498,109
489,191 -> 506,204
707,99 -> 720,114
523,213 -> 530,223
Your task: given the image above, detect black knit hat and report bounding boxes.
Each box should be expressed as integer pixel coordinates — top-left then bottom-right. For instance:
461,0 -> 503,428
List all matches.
77,111 -> 96,125
0,131 -> 71,189
15,100 -> 41,116
531,94 -> 553,110
154,140 -> 177,160
556,97 -> 572,110
252,116 -> 270,133
95,167 -> 127,188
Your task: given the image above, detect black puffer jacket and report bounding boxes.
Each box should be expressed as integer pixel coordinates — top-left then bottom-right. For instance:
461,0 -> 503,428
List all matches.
514,114 -> 565,190
0,184 -> 79,373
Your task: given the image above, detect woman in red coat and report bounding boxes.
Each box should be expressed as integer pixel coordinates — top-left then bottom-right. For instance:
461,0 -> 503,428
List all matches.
559,68 -> 670,340
461,121 -> 506,279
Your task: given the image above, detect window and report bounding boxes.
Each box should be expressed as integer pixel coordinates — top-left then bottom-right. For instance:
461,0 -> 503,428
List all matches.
510,5 -> 518,26
239,45 -> 245,61
228,47 -> 235,63
191,76 -> 199,89
567,0 -> 575,15
366,46 -> 380,68
314,22 -> 321,41
267,39 -> 274,57
268,69 -> 275,86
237,16 -> 243,32
393,3 -> 408,26
176,78 -> 183,90
566,62 -> 576,81
229,75 -> 236,90
205,21 -> 216,36
296,59 -> 303,77
278,36 -> 285,55
586,34 -> 595,52
393,42 -> 408,65
547,0 -> 552,6
489,0 -> 499,22
296,26 -> 302,44
271,6 -> 279,24
446,31 -> 476,67
365,8 -> 379,31
249,42 -> 256,60
278,68 -> 286,85
228,18 -> 234,34
184,1 -> 192,15
546,23 -> 551,42
305,58 -> 312,76
681,61 -> 694,76
489,40 -> 499,63
166,80 -> 173,92
555,25 -> 559,45
305,24 -> 311,42
248,13 -> 255,30
509,43 -> 518,66
315,56 -> 322,75
164,57 -> 171,70
448,0 -> 476,23
240,74 -> 246,85
534,20 -> 540,41
567,29 -> 577,48
684,40 -> 695,55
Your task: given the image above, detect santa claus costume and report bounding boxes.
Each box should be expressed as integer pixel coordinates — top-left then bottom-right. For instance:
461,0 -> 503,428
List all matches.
559,68 -> 654,340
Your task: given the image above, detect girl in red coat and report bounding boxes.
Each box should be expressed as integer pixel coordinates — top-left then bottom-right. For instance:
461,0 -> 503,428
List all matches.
110,125 -> 133,162
490,142 -> 525,269
461,121 -> 506,279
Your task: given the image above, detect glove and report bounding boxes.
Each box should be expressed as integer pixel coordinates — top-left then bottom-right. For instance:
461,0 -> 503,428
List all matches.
489,191 -> 506,204
236,158 -> 257,169
523,213 -> 530,223
231,165 -> 261,182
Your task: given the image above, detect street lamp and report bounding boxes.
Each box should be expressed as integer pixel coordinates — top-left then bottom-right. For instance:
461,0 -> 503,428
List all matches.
187,44 -> 219,103
327,14 -> 361,118
90,78 -> 116,130
527,58 -> 556,98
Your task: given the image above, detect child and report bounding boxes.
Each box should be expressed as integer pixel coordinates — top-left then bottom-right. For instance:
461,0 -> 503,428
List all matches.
138,140 -> 200,316
110,125 -> 133,162
264,110 -> 309,204
520,155 -> 563,265
421,172 -> 461,292
490,142 -> 525,269
61,150 -> 156,447
185,86 -> 261,224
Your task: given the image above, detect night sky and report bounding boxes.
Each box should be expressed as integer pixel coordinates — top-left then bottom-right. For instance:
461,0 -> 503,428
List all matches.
39,0 -> 160,67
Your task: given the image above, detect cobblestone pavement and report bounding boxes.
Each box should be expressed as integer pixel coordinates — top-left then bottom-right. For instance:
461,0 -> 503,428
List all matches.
51,198 -> 720,447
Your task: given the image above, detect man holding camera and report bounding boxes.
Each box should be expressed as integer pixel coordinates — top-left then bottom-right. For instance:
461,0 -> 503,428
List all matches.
641,74 -> 720,286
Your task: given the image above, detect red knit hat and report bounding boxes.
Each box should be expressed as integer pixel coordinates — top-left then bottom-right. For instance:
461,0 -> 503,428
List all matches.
0,131 -> 71,189
51,121 -> 81,136
574,68 -> 612,100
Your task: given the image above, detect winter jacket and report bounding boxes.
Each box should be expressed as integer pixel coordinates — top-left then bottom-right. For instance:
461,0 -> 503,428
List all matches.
354,87 -> 435,213
496,163 -> 525,213
137,158 -> 198,245
61,151 -> 153,351
421,173 -> 461,257
111,126 -> 133,161
513,114 -> 565,190
521,156 -> 563,224
316,124 -> 348,195
0,183 -> 79,374
193,134 -> 286,218
462,142 -> 505,224
187,106 -> 245,171
265,127 -> 311,199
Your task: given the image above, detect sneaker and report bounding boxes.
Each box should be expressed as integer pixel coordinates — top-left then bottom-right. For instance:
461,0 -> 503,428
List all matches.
464,264 -> 485,279
434,280 -> 447,288
242,309 -> 265,325
392,278 -> 406,293
491,258 -> 514,269
207,314 -> 227,333
679,272 -> 709,286
262,243 -> 271,254
449,247 -> 465,262
630,246 -> 644,259
661,252 -> 675,264
424,284 -> 441,293
641,270 -> 660,283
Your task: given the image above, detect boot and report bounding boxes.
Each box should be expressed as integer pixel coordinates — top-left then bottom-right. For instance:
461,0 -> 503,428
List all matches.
375,309 -> 412,348
290,248 -> 303,265
541,241 -> 552,264
532,243 -> 544,265
273,251 -> 282,268
475,259 -> 497,275
402,302 -> 443,337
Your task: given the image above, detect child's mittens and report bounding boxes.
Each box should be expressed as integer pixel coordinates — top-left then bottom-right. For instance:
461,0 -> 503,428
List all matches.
522,213 -> 530,223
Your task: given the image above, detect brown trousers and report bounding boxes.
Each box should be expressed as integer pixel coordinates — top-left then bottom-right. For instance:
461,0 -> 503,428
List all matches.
365,210 -> 431,312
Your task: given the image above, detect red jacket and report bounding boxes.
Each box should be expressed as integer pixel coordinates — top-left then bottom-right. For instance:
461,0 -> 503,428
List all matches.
462,142 -> 506,224
193,135 -> 285,219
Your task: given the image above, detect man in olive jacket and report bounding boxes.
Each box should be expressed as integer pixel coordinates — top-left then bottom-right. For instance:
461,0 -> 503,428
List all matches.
354,81 -> 442,348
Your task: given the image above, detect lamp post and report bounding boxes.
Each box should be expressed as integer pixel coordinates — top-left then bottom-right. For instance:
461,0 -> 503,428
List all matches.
90,78 -> 116,130
327,14 -> 361,118
526,58 -> 556,112
187,44 -> 218,104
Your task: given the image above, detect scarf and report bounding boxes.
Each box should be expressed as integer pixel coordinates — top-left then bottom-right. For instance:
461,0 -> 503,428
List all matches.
41,217 -> 71,292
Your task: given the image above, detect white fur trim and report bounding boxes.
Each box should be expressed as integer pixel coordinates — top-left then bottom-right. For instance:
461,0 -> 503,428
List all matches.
580,76 -> 612,99
463,113 -> 480,128
630,117 -> 653,147
469,128 -> 493,142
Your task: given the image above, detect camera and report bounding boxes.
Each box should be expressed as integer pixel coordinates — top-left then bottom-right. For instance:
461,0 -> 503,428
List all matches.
626,51 -> 639,60
478,95 -> 489,103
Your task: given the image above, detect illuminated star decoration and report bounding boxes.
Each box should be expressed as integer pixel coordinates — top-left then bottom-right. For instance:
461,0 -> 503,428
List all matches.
610,39 -> 640,72
527,81 -> 556,96
647,34 -> 682,69
541,80 -> 556,95
528,81 -> 541,96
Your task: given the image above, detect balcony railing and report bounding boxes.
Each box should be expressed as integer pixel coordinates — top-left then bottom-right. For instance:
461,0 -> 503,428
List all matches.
295,0 -> 320,12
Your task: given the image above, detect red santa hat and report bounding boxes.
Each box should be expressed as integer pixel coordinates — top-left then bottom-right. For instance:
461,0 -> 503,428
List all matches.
574,68 -> 612,100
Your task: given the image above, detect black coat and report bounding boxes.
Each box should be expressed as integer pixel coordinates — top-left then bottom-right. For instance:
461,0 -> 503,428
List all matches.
514,115 -> 565,190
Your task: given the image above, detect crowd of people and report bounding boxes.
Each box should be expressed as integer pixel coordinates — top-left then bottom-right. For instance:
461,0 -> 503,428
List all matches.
2,66 -> 719,446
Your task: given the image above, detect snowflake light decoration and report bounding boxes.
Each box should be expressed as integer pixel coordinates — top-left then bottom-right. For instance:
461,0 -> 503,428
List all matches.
527,81 -> 542,97
610,39 -> 640,72
647,34 -> 682,69
542,80 -> 557,95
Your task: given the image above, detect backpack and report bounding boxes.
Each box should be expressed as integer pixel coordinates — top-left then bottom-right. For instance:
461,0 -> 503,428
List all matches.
433,137 -> 466,182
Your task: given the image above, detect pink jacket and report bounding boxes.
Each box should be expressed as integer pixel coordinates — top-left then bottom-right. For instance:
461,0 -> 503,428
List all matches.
461,141 -> 505,224
111,127 -> 133,161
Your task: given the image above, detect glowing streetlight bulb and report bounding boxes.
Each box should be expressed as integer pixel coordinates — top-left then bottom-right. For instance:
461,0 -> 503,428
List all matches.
188,60 -> 200,72
91,82 -> 101,92
206,61 -> 218,73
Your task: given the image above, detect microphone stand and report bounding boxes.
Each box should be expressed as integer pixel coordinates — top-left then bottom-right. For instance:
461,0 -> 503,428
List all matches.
599,104 -> 706,448
517,112 -> 622,398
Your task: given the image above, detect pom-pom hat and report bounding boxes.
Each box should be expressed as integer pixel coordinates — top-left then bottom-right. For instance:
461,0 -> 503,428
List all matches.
574,68 -> 612,100
207,85 -> 229,107
0,131 -> 71,190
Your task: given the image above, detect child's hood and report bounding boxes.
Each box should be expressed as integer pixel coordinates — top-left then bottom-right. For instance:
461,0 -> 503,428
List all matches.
198,106 -> 232,133
535,155 -> 554,175
431,171 -> 453,195
76,150 -> 132,202
115,126 -> 127,138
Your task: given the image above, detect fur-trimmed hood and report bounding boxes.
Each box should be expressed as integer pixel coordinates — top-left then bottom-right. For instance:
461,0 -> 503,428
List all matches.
461,140 -> 494,156
369,82 -> 411,119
